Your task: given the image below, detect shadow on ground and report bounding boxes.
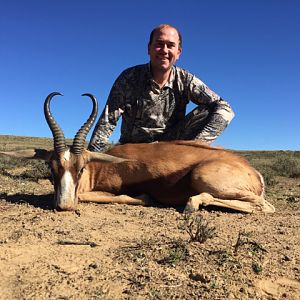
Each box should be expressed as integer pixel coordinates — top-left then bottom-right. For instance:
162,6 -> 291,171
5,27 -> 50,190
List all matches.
0,193 -> 54,210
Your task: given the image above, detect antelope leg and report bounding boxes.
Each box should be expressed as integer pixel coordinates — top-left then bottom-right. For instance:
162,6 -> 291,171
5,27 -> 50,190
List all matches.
78,192 -> 151,206
185,192 -> 275,214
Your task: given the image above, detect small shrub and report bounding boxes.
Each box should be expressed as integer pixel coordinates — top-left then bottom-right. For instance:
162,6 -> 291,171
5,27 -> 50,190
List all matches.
234,231 -> 267,256
271,155 -> 300,178
157,240 -> 189,266
0,157 -> 51,182
240,150 -> 300,180
0,156 -> 26,170
209,249 -> 241,269
21,160 -> 51,181
182,213 -> 216,243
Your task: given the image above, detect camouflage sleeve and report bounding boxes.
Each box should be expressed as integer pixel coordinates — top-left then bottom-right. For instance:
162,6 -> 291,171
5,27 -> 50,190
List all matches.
88,74 -> 127,152
188,75 -> 235,143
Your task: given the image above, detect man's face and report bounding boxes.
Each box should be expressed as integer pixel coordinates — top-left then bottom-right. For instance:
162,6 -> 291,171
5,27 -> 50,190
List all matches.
148,26 -> 182,72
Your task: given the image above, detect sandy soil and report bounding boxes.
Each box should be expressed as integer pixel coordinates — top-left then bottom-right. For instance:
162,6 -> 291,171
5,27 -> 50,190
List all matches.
0,172 -> 299,299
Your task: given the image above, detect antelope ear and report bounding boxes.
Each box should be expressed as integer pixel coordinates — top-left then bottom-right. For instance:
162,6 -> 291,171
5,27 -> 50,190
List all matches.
0,149 -> 53,161
84,149 -> 129,164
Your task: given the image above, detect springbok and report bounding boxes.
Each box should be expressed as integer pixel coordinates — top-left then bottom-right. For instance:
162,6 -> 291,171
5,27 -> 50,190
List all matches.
0,92 -> 275,213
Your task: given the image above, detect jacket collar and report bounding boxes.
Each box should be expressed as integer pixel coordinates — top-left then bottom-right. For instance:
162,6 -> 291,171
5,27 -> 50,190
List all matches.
147,62 -> 176,89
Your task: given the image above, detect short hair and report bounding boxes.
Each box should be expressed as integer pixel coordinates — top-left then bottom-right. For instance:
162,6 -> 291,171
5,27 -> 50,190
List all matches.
148,24 -> 182,49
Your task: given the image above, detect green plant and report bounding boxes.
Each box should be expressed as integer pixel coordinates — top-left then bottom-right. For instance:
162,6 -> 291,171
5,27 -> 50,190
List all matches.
157,240 -> 188,266
209,249 -> 241,269
0,158 -> 51,182
182,213 -> 216,243
271,155 -> 300,178
233,231 -> 267,256
233,231 -> 267,275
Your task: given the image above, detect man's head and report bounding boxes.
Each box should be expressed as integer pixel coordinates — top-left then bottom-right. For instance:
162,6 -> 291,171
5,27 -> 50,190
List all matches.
148,24 -> 182,73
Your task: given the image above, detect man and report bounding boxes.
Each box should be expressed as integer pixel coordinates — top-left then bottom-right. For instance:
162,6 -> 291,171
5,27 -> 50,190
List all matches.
88,24 -> 234,152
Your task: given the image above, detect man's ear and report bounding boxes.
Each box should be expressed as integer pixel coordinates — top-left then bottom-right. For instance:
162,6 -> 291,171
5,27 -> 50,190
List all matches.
176,47 -> 182,59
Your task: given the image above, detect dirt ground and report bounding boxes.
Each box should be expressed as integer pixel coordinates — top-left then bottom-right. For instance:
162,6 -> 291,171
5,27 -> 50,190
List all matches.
0,165 -> 299,299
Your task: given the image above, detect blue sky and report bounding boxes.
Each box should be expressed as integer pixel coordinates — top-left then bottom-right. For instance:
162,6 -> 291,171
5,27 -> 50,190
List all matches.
1,0 -> 299,150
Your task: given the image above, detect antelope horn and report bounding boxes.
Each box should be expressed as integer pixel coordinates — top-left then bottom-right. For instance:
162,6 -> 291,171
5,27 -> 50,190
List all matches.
44,92 -> 67,154
72,93 -> 98,155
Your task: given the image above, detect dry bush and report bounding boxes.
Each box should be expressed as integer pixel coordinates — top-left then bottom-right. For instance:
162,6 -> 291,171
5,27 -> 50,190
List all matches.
182,213 -> 216,243
241,151 -> 300,187
0,156 -> 51,182
271,155 -> 300,178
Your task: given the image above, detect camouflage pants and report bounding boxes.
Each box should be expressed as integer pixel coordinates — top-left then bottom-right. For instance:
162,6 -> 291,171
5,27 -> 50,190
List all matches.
120,103 -> 223,144
160,105 -> 213,141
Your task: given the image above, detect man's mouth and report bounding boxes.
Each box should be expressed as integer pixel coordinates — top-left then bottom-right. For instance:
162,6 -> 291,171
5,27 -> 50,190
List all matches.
158,57 -> 169,62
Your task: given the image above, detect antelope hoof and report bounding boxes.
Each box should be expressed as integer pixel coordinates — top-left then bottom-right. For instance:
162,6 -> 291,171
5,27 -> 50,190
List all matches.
183,205 -> 197,213
184,198 -> 200,213
136,194 -> 154,206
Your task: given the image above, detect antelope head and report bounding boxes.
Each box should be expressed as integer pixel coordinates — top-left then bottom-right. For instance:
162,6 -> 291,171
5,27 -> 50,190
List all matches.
1,92 -> 126,211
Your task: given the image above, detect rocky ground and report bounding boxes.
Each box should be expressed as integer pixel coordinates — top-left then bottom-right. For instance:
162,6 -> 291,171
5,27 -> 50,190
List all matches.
0,171 -> 299,299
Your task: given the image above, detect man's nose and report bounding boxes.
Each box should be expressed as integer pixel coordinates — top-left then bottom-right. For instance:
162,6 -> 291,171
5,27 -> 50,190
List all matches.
160,44 -> 168,53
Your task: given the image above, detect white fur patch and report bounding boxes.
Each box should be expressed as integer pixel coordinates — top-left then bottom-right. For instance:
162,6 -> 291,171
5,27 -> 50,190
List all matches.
60,170 -> 75,199
256,170 -> 265,197
64,149 -> 71,161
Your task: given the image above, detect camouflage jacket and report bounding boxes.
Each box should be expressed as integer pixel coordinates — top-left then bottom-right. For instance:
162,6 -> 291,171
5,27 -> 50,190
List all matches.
88,63 -> 234,151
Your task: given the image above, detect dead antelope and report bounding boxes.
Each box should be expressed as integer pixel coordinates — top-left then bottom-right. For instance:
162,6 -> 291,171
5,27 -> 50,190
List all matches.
0,92 -> 275,213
